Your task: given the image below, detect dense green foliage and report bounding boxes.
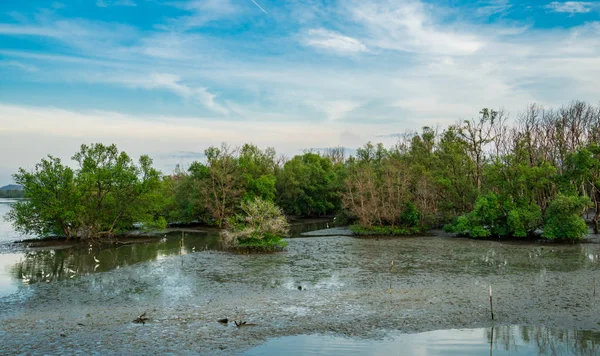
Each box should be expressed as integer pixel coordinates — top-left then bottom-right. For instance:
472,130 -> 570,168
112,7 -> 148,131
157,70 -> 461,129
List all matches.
221,198 -> 289,250
7,144 -> 166,239
6,101 -> 600,242
275,152 -> 343,216
543,195 -> 591,240
0,189 -> 24,198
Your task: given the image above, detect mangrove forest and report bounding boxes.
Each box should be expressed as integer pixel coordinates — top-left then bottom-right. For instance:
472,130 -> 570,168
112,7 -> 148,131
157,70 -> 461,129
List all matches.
6,101 -> 600,246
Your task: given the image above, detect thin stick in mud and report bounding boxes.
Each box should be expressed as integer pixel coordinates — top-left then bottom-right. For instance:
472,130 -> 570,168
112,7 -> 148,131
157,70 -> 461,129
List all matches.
489,285 -> 494,320
389,260 -> 394,294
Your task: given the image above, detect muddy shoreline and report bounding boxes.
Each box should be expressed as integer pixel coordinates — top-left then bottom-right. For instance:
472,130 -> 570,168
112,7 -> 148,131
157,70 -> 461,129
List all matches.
11,217 -> 335,249
1,233 -> 600,354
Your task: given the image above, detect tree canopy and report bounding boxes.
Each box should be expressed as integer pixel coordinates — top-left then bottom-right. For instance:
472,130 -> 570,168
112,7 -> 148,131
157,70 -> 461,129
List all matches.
7,144 -> 165,239
6,100 -> 600,241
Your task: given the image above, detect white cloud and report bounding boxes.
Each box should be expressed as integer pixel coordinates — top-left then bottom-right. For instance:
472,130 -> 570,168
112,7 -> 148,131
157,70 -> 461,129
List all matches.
0,103 -> 389,180
145,73 -> 229,115
0,24 -> 62,38
86,72 -> 230,115
546,1 -> 597,14
0,60 -> 38,72
303,29 -> 369,54
350,0 -> 483,55
476,0 -> 512,17
310,100 -> 362,121
1,0 -> 600,157
0,19 -> 138,60
163,0 -> 238,30
133,32 -> 206,60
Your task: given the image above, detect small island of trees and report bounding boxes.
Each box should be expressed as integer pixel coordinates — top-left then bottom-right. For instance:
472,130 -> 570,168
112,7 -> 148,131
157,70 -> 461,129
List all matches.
5,101 -> 600,250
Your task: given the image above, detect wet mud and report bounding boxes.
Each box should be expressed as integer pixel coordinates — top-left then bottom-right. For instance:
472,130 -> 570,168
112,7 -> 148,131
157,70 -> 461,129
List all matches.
1,234 -> 600,354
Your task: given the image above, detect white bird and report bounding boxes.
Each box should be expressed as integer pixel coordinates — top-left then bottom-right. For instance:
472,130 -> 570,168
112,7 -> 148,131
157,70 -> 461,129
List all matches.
22,277 -> 31,284
94,264 -> 100,271
326,223 -> 330,228
93,256 -> 100,263
66,268 -> 76,274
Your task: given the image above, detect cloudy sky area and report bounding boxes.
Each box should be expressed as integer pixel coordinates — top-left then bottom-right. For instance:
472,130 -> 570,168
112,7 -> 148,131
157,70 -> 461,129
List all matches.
1,0 -> 599,183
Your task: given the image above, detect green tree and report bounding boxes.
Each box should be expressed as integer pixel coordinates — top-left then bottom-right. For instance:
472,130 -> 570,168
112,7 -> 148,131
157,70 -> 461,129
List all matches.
433,126 -> 477,216
199,143 -> 243,227
276,152 -> 341,216
238,144 -> 277,202
0,190 -> 24,198
444,193 -> 542,238
72,143 -> 165,237
563,144 -> 600,232
7,156 -> 80,238
543,194 -> 590,240
6,144 -> 165,239
160,169 -> 210,224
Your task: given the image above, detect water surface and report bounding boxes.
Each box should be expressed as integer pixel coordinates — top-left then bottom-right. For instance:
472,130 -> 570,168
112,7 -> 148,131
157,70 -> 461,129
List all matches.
2,200 -> 600,354
247,326 -> 600,356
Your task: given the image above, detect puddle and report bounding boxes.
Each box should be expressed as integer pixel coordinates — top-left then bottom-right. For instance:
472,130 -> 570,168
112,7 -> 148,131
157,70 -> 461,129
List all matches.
247,326 -> 600,356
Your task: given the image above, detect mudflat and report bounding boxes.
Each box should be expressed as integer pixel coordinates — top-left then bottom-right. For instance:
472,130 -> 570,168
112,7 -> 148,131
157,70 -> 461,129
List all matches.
1,234 -> 599,354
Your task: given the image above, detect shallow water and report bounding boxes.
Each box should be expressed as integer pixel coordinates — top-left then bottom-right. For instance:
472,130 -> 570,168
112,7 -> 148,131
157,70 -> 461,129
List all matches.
0,199 -> 223,290
0,199 -> 29,246
247,326 -> 600,355
2,200 -> 600,353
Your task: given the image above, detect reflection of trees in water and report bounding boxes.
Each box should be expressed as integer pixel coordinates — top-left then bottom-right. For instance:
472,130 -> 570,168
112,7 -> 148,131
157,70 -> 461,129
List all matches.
526,327 -> 600,356
486,325 -> 600,355
486,326 -> 517,352
10,232 -> 220,284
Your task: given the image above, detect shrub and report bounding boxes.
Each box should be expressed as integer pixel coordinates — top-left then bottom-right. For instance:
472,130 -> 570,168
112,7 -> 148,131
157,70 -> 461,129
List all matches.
543,194 -> 590,240
221,198 -> 289,250
444,193 -> 503,237
350,224 -> 422,236
507,204 -> 542,238
400,202 -> 421,227
444,193 -> 542,239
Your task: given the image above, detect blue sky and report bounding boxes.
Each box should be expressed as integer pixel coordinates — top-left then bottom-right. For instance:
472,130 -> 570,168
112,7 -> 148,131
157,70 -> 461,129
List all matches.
1,0 -> 599,183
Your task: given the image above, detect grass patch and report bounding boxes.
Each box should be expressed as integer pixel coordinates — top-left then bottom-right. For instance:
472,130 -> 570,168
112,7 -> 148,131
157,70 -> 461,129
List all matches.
350,224 -> 424,236
235,233 -> 288,251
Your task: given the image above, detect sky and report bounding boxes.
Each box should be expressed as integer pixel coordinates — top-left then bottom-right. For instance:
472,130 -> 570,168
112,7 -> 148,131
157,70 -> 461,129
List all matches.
0,0 -> 599,183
